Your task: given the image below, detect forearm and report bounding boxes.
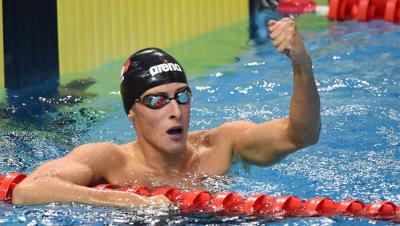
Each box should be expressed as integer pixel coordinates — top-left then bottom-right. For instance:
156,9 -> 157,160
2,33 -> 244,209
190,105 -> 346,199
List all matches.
288,54 -> 320,147
12,176 -> 148,207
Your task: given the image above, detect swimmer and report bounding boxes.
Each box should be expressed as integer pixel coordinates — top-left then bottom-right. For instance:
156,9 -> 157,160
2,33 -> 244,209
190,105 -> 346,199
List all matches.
12,18 -> 320,208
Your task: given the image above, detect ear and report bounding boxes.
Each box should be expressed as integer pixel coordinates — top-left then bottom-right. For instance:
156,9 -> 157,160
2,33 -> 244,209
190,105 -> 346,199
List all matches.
127,108 -> 136,122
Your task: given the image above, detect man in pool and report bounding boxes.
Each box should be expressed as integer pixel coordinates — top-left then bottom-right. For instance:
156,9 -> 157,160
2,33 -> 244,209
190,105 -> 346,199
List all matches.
12,18 -> 320,207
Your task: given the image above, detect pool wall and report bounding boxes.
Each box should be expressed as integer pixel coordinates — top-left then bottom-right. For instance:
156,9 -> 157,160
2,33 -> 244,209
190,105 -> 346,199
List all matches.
0,0 -> 248,90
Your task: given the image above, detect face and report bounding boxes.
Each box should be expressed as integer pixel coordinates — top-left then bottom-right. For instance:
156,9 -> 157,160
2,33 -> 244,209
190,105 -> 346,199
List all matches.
129,83 -> 191,155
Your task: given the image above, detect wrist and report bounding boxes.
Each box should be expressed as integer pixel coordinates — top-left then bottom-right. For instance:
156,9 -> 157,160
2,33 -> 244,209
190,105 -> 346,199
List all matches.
291,53 -> 312,68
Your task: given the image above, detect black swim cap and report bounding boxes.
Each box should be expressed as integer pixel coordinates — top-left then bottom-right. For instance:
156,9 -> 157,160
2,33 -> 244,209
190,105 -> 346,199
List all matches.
120,48 -> 188,114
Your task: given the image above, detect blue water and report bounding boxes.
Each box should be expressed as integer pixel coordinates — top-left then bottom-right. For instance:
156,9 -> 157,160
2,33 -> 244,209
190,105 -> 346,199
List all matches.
1,20 -> 400,225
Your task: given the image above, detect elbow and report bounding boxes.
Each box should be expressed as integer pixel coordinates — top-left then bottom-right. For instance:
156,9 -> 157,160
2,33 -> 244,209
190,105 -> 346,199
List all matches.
293,135 -> 318,149
292,123 -> 321,149
12,182 -> 31,205
309,121 -> 321,145
307,131 -> 320,146
11,178 -> 47,205
304,125 -> 321,147
306,122 -> 321,146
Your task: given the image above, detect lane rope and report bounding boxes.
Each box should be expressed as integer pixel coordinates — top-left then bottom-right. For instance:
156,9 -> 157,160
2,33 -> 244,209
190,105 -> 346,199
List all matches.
327,0 -> 400,24
1,172 -> 399,222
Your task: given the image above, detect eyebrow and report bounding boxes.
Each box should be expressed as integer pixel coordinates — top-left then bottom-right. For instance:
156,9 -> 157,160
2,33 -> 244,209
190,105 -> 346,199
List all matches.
145,86 -> 189,97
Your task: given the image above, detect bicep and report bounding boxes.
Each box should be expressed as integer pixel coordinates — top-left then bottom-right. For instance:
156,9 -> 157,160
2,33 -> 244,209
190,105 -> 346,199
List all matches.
226,118 -> 299,165
31,156 -> 97,186
31,143 -> 117,186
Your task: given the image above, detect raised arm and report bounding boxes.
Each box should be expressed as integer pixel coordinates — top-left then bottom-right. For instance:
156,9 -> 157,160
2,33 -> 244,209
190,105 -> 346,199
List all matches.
12,143 -> 169,207
269,18 -> 320,147
215,18 -> 320,165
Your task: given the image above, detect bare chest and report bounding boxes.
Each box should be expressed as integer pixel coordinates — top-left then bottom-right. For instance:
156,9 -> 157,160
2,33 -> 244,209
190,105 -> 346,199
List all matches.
103,136 -> 233,188
105,165 -> 208,189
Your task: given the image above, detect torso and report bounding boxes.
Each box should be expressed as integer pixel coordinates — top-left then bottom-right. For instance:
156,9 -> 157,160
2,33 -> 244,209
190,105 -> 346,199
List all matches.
99,129 -> 233,189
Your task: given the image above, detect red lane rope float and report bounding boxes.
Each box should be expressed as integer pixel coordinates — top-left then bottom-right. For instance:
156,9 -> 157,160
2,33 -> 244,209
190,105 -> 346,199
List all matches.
1,173 -> 399,223
277,0 -> 317,15
0,172 -> 27,202
327,0 -> 400,24
384,0 -> 399,21
242,194 -> 274,214
336,199 -> 365,216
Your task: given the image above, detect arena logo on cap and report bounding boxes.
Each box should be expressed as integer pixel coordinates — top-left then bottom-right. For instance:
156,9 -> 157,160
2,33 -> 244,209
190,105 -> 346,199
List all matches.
120,59 -> 131,82
149,63 -> 182,76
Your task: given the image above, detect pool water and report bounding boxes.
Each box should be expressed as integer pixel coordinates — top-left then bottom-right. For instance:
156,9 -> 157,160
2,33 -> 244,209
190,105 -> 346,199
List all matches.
1,18 -> 400,225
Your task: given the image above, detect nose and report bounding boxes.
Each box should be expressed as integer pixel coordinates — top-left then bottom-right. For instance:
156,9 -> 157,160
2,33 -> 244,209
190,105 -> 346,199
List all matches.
168,99 -> 182,120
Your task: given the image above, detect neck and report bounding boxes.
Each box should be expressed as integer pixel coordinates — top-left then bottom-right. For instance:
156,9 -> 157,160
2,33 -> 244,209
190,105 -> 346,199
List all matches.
133,139 -> 192,175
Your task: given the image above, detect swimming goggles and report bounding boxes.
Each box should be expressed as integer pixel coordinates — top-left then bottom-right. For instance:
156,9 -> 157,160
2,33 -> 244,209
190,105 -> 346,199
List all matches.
135,87 -> 192,109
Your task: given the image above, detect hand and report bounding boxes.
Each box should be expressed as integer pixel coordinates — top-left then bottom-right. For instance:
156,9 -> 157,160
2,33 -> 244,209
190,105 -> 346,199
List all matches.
116,192 -> 172,208
268,18 -> 310,64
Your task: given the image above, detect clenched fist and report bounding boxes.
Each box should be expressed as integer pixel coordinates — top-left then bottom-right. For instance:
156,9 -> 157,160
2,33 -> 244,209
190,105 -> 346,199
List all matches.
268,18 -> 310,65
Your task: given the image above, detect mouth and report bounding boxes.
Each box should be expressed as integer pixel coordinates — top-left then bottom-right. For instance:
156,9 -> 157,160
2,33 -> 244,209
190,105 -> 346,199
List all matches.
167,126 -> 184,136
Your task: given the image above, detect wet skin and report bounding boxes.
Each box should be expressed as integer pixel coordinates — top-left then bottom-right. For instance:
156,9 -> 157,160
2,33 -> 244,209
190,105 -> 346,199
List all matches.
12,18 -> 320,208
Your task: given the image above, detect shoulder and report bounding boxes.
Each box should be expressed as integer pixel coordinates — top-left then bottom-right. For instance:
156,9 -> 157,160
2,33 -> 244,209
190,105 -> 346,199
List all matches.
216,121 -> 255,131
209,121 -> 255,140
66,142 -> 127,165
187,122 -> 255,173
188,121 -> 255,148
68,142 -> 120,155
